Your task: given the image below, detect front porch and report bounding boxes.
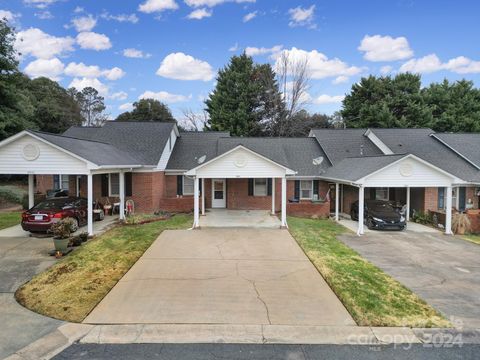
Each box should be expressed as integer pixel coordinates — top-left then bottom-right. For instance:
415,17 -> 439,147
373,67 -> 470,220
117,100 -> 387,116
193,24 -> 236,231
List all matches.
199,209 -> 282,228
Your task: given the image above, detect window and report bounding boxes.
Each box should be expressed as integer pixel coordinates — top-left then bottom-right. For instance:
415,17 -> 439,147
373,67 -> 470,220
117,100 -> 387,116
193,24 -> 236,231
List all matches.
54,175 -> 69,190
183,176 -> 194,195
254,178 -> 267,196
109,173 -> 120,196
300,180 -> 313,199
452,187 -> 458,210
375,187 -> 389,201
438,188 -> 445,210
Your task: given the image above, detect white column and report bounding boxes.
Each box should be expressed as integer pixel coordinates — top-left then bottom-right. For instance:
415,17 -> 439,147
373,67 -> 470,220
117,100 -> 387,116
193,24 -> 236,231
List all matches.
119,171 -> 125,220
281,177 -> 287,227
201,178 -> 205,215
194,177 -> 200,228
406,186 -> 411,221
445,186 -> 453,235
357,186 -> 365,236
28,174 -> 34,209
271,178 -> 275,215
335,183 -> 340,221
87,173 -> 93,236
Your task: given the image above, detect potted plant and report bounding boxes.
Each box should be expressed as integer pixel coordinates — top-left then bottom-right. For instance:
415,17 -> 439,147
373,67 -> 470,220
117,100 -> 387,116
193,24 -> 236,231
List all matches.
50,218 -> 77,254
452,213 -> 471,235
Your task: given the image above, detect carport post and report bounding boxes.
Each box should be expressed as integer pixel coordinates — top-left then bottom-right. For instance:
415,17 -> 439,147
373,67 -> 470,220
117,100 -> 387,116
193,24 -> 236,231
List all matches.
445,185 -> 453,235
119,171 -> 125,220
281,177 -> 287,227
28,174 -> 34,208
201,178 -> 205,216
271,178 -> 275,215
406,186 -> 410,221
335,183 -> 339,221
357,186 -> 365,236
193,177 -> 199,228
87,173 -> 93,236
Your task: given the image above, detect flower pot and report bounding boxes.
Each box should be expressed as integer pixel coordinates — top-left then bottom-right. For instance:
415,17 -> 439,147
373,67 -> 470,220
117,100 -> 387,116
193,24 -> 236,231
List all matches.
53,238 -> 70,253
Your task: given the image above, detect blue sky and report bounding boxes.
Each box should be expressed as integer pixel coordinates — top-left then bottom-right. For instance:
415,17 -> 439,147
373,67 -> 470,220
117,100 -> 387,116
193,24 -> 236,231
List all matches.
2,0 -> 480,124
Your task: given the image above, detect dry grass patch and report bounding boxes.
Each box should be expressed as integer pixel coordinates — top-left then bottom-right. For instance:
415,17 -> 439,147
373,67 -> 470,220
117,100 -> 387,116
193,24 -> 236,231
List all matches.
16,214 -> 192,322
288,216 -> 450,328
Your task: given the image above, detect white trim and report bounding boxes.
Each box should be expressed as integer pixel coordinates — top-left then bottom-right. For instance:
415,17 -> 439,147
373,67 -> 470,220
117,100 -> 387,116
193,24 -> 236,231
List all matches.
156,127 -> 178,170
364,129 -> 394,155
253,178 -> 268,196
430,134 -> 480,170
186,145 -> 296,176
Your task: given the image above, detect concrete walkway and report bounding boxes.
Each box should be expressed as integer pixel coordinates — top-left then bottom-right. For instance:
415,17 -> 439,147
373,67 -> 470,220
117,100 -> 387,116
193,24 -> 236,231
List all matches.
84,228 -> 354,326
200,210 -> 282,228
337,218 -> 441,234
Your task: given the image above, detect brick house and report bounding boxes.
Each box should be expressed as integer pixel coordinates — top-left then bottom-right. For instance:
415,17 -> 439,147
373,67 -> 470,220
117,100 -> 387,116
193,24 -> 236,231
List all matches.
0,122 -> 479,235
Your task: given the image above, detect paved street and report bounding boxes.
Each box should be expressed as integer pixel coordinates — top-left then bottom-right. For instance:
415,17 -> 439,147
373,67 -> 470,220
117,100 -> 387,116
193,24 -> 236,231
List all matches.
339,230 -> 480,328
52,343 -> 480,360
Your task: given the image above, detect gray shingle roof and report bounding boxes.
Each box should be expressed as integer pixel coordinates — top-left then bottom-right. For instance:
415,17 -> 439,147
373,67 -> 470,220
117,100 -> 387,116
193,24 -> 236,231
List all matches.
321,154 -> 407,182
63,121 -> 175,165
166,131 -> 230,170
29,130 -> 141,166
370,128 -> 480,183
309,129 -> 383,165
432,133 -> 480,169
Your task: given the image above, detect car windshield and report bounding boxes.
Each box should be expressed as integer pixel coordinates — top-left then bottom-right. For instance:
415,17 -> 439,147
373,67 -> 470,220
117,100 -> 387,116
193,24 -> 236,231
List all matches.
368,201 -> 395,212
32,199 -> 75,210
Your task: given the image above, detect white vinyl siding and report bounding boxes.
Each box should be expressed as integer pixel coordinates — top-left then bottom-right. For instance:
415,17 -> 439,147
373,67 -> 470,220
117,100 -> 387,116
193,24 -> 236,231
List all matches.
109,173 -> 120,196
300,180 -> 313,199
157,129 -> 178,170
254,178 -> 267,196
183,176 -> 194,195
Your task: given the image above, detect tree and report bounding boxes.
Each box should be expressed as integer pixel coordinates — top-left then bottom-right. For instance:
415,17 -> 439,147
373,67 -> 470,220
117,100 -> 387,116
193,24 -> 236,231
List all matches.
72,87 -> 108,127
206,54 -> 265,136
116,98 -> 175,122
180,108 -> 208,131
341,73 -> 433,129
28,77 -> 83,133
0,19 -> 36,140
281,110 -> 332,136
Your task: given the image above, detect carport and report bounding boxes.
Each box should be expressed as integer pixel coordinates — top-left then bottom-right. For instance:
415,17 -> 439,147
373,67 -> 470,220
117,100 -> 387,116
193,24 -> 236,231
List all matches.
0,130 -> 141,235
321,154 -> 465,235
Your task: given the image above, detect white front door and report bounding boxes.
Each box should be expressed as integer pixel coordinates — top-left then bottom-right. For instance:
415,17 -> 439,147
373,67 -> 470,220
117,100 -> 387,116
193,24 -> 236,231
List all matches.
212,178 -> 226,208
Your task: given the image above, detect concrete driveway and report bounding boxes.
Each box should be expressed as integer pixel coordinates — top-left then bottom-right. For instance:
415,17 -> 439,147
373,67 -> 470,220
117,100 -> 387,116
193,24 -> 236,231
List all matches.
339,231 -> 480,329
85,228 -> 354,326
0,233 -> 63,359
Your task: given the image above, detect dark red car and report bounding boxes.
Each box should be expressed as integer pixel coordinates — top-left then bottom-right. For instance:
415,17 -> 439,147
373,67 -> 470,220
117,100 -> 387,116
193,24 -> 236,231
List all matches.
21,197 -> 104,233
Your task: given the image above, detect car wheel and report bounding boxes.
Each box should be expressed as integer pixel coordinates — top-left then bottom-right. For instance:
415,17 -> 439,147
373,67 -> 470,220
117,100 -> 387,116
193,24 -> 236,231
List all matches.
367,218 -> 375,230
69,218 -> 79,233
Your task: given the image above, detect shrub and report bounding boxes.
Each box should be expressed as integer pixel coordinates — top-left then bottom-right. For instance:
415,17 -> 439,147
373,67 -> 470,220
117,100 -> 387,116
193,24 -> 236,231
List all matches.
412,211 -> 431,225
50,218 -> 77,239
452,213 -> 471,235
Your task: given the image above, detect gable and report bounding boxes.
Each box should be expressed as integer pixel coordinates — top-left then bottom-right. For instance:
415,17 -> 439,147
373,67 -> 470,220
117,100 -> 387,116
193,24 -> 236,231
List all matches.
0,134 -> 89,174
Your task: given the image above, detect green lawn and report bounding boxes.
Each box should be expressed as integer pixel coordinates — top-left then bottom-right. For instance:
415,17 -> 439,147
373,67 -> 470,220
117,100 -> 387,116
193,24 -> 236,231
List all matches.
0,211 -> 22,230
16,214 -> 192,323
463,234 -> 480,245
288,216 -> 450,327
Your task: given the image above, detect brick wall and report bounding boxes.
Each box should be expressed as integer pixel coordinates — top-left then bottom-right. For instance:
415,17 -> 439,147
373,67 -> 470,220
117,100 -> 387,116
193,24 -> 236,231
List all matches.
424,187 -> 439,212
35,175 -> 54,194
342,185 -> 358,215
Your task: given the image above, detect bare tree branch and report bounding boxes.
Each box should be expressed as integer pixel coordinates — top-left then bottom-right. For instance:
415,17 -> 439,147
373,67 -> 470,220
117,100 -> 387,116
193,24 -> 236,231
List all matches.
180,109 -> 208,131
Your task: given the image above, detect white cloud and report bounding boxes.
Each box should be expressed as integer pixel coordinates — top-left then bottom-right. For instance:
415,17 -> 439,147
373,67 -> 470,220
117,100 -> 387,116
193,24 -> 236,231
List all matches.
100,12 -> 139,23
380,65 -> 393,74
35,10 -> 53,19
23,0 -> 58,9
288,5 -> 315,28
24,57 -> 64,80
119,102 -> 133,111
243,11 -> 257,22
229,43 -> 239,52
358,34 -> 413,62
185,0 -> 255,7
138,0 -> 179,13
245,45 -> 283,57
187,8 -> 212,19
64,62 -> 125,80
69,77 -> 109,96
400,54 -> 480,74
0,10 -> 21,22
111,91 -> 128,100
139,90 -> 191,103
123,48 -> 152,58
15,28 -> 75,59
156,52 -> 214,81
73,6 -> 84,13
76,32 -> 111,50
71,15 -> 97,32
274,47 -> 362,79
332,75 -> 349,84
314,94 -> 345,104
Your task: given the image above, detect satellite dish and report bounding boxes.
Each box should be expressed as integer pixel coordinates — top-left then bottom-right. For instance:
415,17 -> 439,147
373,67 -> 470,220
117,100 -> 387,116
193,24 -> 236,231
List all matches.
197,155 -> 206,164
312,157 -> 324,166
